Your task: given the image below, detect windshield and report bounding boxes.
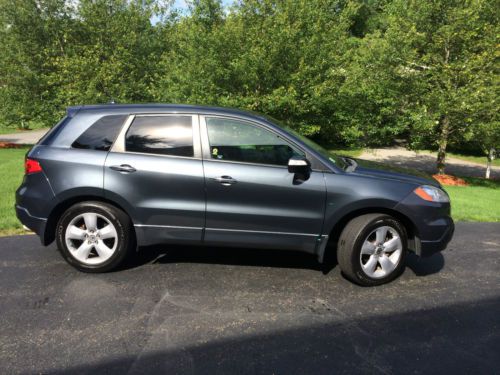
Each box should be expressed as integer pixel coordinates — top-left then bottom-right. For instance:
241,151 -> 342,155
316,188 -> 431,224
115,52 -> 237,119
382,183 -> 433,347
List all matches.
261,116 -> 348,169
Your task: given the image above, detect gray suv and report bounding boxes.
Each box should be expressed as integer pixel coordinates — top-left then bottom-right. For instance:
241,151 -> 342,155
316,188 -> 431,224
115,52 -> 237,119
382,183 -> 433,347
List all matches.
16,104 -> 454,286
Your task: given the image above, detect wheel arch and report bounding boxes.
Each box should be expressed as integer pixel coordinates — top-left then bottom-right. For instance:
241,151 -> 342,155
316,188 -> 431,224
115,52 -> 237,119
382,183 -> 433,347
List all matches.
324,207 -> 420,260
43,195 -> 136,246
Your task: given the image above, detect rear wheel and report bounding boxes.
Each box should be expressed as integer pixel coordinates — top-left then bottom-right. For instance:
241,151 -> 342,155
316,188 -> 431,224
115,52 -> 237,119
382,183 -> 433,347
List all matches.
337,214 -> 407,286
56,201 -> 134,272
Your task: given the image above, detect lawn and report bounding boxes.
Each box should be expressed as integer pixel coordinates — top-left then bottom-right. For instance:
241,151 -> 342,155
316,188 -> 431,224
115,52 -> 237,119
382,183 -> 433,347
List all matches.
0,120 -> 49,135
0,147 -> 30,235
0,127 -> 21,135
0,147 -> 498,237
445,177 -> 500,222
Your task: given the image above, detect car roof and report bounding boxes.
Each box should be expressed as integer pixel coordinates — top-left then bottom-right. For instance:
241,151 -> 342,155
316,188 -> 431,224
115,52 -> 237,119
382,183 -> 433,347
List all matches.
67,103 -> 267,122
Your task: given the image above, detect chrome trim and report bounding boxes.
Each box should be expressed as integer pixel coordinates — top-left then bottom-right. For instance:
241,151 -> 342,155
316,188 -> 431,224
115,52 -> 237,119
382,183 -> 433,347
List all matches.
107,150 -> 202,161
206,227 -> 318,237
134,224 -> 203,230
15,205 -> 47,221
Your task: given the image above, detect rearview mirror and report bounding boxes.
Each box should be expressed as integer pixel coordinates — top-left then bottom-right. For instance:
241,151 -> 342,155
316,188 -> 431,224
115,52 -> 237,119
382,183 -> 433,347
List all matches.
288,156 -> 311,174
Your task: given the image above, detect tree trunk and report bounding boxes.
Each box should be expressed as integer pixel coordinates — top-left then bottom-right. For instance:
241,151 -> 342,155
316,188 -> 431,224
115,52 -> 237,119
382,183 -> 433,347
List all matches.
485,147 -> 495,179
436,116 -> 450,175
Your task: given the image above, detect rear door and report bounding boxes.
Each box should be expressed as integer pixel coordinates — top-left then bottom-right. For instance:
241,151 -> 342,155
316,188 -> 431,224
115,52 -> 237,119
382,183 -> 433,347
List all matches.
104,114 -> 205,245
200,116 -> 327,252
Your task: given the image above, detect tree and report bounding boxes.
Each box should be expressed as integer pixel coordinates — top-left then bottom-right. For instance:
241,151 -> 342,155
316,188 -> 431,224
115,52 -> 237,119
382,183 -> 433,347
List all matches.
51,0 -> 161,106
382,0 -> 499,174
0,0 -> 73,128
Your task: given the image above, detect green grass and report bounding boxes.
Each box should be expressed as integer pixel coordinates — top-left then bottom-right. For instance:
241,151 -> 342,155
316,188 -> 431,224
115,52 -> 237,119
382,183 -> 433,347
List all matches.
0,148 -> 498,237
444,176 -> 500,222
0,127 -> 20,135
0,122 -> 49,135
0,147 -> 30,235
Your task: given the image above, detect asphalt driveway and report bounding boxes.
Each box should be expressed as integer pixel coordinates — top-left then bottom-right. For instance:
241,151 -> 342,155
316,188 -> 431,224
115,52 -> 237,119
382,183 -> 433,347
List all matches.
1,222 -> 499,374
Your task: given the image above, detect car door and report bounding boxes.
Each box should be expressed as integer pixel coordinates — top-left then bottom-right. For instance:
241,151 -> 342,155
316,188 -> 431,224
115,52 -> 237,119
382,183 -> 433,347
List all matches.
104,113 -> 205,246
200,115 -> 327,253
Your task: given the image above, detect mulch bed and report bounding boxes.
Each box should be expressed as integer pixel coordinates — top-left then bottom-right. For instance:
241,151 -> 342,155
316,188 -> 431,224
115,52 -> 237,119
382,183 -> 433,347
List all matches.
433,174 -> 469,186
0,142 -> 30,149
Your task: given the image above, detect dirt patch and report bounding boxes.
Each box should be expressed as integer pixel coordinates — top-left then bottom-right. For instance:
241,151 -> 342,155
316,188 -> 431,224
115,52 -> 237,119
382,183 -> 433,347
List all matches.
433,174 -> 469,186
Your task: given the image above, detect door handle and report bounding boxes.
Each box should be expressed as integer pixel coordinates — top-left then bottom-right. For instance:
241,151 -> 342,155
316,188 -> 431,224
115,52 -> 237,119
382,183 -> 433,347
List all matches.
109,164 -> 136,173
212,175 -> 237,186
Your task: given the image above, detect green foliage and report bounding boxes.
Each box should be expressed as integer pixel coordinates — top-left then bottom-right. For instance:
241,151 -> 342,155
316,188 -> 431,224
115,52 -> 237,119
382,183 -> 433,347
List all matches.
380,0 -> 499,157
0,148 -> 29,233
0,0 -> 497,160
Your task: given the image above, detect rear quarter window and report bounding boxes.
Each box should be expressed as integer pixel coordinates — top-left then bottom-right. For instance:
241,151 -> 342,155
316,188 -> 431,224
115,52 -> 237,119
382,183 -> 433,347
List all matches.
72,115 -> 127,151
39,116 -> 71,146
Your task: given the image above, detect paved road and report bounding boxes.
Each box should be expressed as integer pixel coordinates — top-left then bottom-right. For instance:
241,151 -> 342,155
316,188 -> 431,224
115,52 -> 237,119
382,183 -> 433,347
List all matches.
359,147 -> 499,179
0,129 -> 49,145
1,222 -> 499,374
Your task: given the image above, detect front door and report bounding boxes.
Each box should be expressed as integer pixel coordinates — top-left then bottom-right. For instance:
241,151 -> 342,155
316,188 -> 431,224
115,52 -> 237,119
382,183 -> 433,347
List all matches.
200,116 -> 327,252
104,114 -> 205,245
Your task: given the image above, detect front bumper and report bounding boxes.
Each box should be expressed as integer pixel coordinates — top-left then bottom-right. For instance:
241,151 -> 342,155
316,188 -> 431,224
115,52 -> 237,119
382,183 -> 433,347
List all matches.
418,216 -> 455,257
395,192 -> 455,257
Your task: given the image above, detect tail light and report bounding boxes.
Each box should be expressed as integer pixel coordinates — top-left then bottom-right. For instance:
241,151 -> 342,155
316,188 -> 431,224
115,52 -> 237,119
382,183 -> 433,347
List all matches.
25,158 -> 42,174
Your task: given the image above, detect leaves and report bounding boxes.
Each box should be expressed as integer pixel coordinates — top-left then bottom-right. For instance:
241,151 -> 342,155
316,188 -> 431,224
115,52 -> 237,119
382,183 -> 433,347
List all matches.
0,0 -> 497,159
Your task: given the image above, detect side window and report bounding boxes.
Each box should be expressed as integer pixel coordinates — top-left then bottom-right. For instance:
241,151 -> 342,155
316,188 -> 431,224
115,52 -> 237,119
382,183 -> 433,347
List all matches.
72,115 -> 127,151
206,117 -> 303,166
125,116 -> 193,157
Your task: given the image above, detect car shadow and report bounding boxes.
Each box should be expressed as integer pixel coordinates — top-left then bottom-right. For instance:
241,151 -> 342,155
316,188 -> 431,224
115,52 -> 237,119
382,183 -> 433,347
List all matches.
48,295 -> 500,374
122,244 -> 444,277
124,244 -> 330,273
405,251 -> 445,276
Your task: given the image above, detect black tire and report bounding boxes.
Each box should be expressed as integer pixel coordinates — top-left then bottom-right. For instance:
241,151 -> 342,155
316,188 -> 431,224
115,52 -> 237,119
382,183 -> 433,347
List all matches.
337,214 -> 407,286
56,201 -> 134,272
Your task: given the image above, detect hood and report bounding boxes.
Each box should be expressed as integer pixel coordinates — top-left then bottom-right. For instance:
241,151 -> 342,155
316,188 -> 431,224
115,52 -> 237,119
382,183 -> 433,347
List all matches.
347,158 -> 440,187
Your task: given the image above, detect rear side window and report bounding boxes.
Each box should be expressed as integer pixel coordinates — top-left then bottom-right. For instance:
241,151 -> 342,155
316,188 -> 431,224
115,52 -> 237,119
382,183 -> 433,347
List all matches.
72,115 -> 127,151
39,116 -> 71,146
125,116 -> 193,157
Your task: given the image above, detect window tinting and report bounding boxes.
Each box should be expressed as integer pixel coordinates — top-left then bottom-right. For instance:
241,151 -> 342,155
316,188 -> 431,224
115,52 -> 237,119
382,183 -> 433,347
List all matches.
125,116 -> 193,157
72,115 -> 127,151
206,117 -> 303,166
40,116 -> 71,146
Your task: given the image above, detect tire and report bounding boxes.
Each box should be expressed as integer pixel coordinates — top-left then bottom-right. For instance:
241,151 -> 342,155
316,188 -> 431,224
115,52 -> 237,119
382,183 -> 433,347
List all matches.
337,214 -> 407,286
56,201 -> 134,273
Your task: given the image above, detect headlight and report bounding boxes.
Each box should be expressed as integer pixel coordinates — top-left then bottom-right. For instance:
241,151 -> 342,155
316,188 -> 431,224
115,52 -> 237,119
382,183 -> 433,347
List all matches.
414,185 -> 450,203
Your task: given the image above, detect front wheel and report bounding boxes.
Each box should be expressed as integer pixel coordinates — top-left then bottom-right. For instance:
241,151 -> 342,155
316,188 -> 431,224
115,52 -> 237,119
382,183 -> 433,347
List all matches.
56,201 -> 134,272
337,214 -> 407,286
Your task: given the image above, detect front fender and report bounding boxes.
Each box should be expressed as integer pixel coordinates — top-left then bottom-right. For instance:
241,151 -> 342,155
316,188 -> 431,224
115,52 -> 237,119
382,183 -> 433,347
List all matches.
322,173 -> 416,236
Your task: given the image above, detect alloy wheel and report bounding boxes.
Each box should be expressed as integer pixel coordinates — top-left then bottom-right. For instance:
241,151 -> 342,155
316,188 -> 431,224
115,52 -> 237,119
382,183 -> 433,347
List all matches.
64,212 -> 118,265
359,225 -> 403,279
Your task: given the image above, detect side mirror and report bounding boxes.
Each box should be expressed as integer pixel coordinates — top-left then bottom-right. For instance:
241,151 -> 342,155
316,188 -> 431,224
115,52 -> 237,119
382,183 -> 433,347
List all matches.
288,156 -> 311,174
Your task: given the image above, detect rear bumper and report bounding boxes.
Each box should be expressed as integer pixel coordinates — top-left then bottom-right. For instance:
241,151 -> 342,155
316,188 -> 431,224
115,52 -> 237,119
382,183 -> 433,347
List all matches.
15,205 -> 47,243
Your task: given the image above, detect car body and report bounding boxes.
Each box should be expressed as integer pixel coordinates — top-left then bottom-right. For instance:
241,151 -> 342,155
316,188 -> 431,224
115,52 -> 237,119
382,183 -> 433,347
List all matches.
16,104 -> 454,285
